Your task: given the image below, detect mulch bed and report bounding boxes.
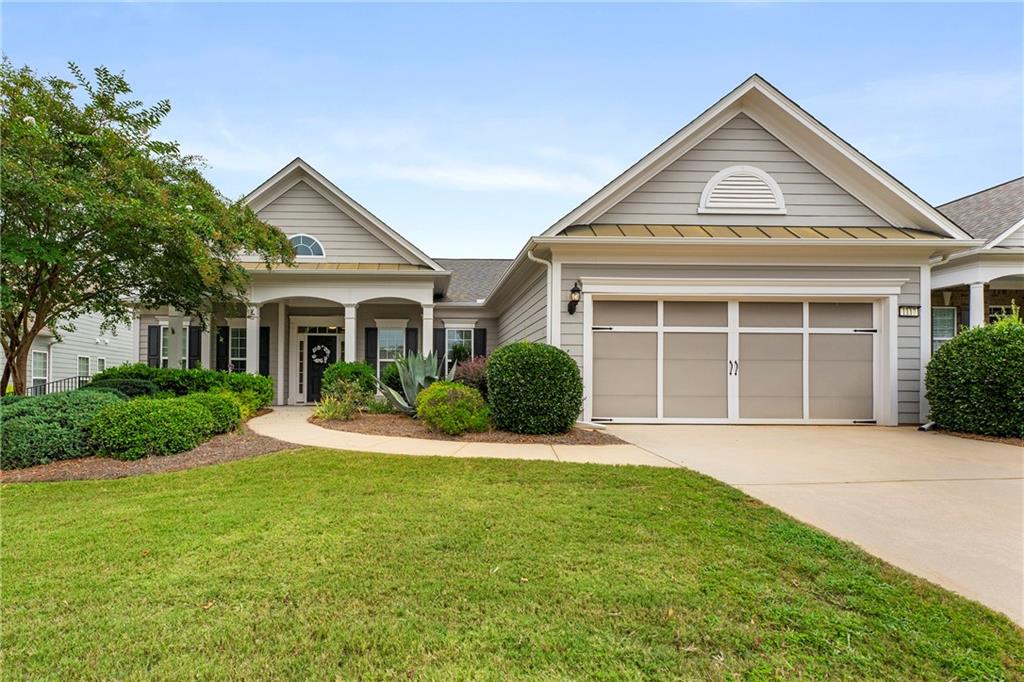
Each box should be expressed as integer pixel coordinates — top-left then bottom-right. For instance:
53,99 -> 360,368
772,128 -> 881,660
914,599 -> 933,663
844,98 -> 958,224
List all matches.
0,426 -> 296,484
933,429 -> 1023,448
311,412 -> 625,445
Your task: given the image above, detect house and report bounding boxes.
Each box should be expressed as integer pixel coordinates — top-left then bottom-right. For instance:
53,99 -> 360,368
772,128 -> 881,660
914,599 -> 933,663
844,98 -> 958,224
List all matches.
0,313 -> 135,394
930,178 -> 1024,349
137,75 -> 989,426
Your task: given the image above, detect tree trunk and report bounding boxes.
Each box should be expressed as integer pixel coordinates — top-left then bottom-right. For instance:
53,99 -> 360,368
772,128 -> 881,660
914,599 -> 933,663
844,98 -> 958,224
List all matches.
2,332 -> 40,396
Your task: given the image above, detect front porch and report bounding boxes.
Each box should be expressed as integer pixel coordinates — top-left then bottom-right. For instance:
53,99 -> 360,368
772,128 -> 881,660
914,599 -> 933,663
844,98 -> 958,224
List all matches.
930,257 -> 1023,351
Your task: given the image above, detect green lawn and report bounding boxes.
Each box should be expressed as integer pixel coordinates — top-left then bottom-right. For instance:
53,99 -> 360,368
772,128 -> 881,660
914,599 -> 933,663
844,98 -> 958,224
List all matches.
3,449 -> 1021,680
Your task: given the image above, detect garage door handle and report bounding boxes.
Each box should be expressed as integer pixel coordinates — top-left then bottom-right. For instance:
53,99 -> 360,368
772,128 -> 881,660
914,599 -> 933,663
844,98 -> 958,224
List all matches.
727,360 -> 739,376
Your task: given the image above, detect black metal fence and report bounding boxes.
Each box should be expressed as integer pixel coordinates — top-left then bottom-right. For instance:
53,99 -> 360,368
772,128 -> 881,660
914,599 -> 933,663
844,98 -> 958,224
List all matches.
26,375 -> 90,397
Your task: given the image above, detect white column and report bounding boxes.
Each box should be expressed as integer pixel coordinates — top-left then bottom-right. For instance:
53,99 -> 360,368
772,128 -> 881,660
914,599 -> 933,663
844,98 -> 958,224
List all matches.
344,304 -> 357,362
205,312 -> 216,369
200,313 -> 212,370
276,302 -> 286,405
422,304 -> 434,355
969,282 -> 986,327
245,304 -> 260,375
131,312 -> 141,363
167,308 -> 185,369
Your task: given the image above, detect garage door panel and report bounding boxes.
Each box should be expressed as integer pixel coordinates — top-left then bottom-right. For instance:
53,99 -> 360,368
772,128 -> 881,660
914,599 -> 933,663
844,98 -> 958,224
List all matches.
809,302 -> 873,328
593,332 -> 657,418
664,301 -> 728,327
664,333 -> 727,418
739,333 -> 803,419
594,301 -> 657,326
809,334 -> 873,419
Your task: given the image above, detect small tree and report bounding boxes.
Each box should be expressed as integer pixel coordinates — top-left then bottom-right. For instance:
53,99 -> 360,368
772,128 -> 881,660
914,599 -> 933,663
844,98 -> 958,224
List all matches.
1,61 -> 294,394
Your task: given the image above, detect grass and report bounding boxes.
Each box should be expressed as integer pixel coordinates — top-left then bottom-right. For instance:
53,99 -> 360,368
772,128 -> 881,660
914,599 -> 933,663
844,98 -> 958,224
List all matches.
3,448 -> 1021,680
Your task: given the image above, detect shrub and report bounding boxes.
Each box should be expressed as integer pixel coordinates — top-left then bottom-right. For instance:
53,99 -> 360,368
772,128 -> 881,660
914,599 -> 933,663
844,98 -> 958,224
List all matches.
89,363 -> 274,407
449,343 -> 471,364
1,393 -> 28,406
212,389 -> 252,420
380,362 -> 402,393
89,398 -> 215,460
377,352 -> 453,415
313,393 -> 359,421
416,381 -> 490,436
487,342 -> 583,435
322,361 -> 377,397
79,385 -> 129,400
85,378 -> 158,398
180,392 -> 241,434
453,356 -> 488,400
221,373 -> 274,408
926,313 -> 1024,437
364,396 -> 395,414
0,390 -> 125,468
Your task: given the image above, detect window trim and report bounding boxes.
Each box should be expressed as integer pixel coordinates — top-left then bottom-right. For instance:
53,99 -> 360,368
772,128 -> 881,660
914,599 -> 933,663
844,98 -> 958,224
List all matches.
96,357 -> 107,373
31,350 -> 49,387
932,306 -> 957,351
77,355 -> 92,378
376,327 -> 406,377
159,324 -> 191,369
445,327 -> 474,359
289,233 -> 326,258
229,327 -> 248,373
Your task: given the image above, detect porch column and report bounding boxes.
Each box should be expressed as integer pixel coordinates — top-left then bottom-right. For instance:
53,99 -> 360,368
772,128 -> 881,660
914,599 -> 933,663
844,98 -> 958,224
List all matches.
344,304 -> 357,362
167,307 -> 185,370
204,312 -> 216,369
969,282 -> 986,327
245,304 -> 260,375
200,314 -> 212,370
422,304 -> 434,355
276,302 -> 286,405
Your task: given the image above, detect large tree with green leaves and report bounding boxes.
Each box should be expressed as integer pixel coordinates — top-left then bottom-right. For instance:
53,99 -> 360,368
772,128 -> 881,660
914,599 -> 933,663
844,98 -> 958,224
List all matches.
1,61 -> 294,394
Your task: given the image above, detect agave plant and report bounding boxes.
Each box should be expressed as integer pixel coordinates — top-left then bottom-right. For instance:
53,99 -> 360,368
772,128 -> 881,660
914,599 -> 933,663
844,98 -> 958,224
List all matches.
376,352 -> 455,416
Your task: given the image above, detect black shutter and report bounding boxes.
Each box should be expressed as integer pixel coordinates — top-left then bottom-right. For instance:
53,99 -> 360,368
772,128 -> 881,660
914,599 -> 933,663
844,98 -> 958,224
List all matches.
187,327 -> 202,369
259,326 -> 270,376
405,328 -> 418,357
473,328 -> 487,358
216,326 -> 229,371
147,326 -> 161,367
433,329 -> 446,362
365,328 -> 378,369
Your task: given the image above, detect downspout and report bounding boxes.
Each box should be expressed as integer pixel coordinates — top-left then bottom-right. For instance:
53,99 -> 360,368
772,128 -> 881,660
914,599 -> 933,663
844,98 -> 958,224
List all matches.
526,246 -> 553,344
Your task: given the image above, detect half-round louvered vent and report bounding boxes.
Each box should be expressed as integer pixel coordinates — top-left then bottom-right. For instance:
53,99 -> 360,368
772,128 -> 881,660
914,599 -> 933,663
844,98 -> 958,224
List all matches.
698,165 -> 786,214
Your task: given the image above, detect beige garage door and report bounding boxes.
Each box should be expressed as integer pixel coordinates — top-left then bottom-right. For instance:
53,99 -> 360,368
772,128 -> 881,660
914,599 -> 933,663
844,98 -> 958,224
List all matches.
591,299 -> 875,423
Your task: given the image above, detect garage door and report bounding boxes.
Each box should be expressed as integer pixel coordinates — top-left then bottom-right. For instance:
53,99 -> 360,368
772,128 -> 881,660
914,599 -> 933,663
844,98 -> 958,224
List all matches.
590,299 -> 875,424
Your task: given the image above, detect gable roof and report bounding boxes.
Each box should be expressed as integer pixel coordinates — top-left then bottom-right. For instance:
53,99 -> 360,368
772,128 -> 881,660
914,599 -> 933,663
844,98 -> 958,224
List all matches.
434,258 -> 513,302
245,157 -> 444,271
543,75 -> 970,240
939,177 -> 1024,247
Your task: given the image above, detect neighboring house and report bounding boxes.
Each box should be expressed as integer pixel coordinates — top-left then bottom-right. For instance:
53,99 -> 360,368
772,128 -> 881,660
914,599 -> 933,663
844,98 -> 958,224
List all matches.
138,75 -> 987,426
1,312 -> 135,394
931,178 -> 1024,350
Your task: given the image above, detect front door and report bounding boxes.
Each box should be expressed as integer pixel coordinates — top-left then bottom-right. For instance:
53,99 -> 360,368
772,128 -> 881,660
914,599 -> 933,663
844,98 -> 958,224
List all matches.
306,335 -> 337,402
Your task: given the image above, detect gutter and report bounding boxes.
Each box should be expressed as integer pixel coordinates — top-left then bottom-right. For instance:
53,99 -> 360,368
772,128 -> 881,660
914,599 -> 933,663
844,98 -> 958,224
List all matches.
526,246 -> 553,344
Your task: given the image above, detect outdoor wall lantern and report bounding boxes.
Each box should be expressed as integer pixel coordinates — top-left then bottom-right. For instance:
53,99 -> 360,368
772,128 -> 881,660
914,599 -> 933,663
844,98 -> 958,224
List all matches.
898,305 -> 921,318
568,281 -> 582,315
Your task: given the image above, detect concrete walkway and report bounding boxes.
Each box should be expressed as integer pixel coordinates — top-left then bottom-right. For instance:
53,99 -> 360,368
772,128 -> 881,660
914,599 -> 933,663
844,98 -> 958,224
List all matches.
249,408 -> 1023,624
247,407 -> 672,466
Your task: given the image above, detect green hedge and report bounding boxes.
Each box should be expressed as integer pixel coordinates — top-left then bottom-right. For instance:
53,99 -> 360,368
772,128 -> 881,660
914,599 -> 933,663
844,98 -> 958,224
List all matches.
486,342 -> 583,435
85,378 -> 157,398
926,314 -> 1024,437
89,397 -> 216,461
322,361 -> 377,397
179,392 -> 241,434
381,362 -> 402,393
417,381 -> 490,436
0,390 -> 125,469
88,364 -> 273,408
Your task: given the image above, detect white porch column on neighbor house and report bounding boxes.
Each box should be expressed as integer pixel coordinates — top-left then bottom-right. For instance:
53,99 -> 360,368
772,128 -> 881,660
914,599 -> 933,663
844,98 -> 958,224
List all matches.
969,282 -> 986,327
422,304 -> 434,355
344,304 -> 357,362
245,304 -> 260,375
276,302 -> 286,405
200,314 -> 212,370
166,308 -> 185,369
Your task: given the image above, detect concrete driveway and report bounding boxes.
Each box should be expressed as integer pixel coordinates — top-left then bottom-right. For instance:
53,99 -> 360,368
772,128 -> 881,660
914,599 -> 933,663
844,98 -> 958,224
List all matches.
609,424 -> 1024,625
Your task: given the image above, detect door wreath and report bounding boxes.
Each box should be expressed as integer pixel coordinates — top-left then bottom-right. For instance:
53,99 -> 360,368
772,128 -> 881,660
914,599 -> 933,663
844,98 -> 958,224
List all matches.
310,344 -> 332,365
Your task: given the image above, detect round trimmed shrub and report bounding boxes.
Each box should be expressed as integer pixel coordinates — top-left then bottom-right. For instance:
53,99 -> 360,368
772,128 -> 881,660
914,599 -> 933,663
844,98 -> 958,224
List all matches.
89,398 -> 215,460
322,361 -> 377,397
180,392 -> 241,434
220,372 -> 274,408
85,377 -> 158,398
487,342 -> 582,434
0,417 -> 79,469
926,314 -> 1024,437
416,381 -> 490,436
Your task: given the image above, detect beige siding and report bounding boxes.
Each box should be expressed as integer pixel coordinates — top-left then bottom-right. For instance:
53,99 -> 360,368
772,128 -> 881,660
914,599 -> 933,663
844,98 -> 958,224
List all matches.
497,270 -> 547,345
596,114 -> 890,228
257,181 -> 410,264
560,263 -> 923,424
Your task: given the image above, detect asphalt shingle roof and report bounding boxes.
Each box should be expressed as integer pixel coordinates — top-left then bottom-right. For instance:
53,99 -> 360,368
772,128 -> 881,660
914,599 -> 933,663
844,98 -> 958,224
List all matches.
939,177 -> 1024,244
435,258 -> 513,303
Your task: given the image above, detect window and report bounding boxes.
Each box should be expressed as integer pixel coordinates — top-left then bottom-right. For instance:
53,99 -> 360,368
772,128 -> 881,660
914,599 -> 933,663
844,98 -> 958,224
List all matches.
377,328 -> 405,376
932,307 -> 957,352
78,356 -> 91,378
97,358 -> 106,373
446,328 -> 473,365
698,165 -> 786,215
989,306 -> 1014,324
289,234 -> 324,257
229,328 -> 247,373
160,326 -> 191,369
31,350 -> 48,388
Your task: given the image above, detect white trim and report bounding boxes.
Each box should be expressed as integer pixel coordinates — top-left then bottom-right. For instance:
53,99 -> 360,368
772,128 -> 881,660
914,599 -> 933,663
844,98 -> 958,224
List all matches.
550,257 -> 562,347
984,217 -> 1024,249
76,355 -> 92,378
698,165 -> 786,215
288,314 -> 345,404
288,233 -> 326,258
96,357 -> 107,373
579,277 -> 908,298
374,318 -> 408,329
442,319 -> 477,329
919,263 -> 931,421
276,302 -> 286,405
30,349 -> 49,387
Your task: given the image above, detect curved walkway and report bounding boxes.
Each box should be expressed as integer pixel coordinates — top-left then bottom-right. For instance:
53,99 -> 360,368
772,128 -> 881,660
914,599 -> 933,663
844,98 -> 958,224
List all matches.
247,407 -> 673,467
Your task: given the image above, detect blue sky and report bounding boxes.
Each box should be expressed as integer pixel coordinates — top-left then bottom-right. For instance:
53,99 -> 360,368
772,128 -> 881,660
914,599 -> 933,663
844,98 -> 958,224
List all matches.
4,2 -> 1022,257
